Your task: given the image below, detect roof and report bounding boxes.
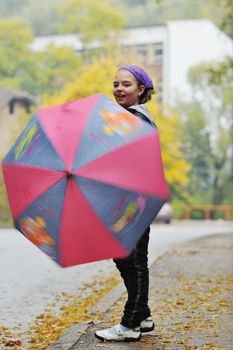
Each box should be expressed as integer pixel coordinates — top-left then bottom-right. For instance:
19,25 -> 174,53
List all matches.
30,25 -> 166,52
0,88 -> 37,110
122,25 -> 166,46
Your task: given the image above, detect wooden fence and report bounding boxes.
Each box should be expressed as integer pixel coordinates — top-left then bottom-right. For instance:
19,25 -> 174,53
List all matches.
173,205 -> 233,221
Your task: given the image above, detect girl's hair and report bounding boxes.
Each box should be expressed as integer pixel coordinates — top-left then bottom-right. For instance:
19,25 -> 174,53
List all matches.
139,87 -> 155,104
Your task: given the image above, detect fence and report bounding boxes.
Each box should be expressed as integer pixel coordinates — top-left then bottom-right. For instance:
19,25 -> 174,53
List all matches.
173,204 -> 233,221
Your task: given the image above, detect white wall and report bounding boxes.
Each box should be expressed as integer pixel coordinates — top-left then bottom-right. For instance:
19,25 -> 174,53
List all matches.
164,20 -> 233,105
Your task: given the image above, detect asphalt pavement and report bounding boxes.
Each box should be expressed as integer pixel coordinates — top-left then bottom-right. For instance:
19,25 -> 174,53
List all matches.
49,232 -> 233,350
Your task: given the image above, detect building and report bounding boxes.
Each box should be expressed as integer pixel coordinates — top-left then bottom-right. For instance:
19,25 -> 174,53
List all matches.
30,20 -> 233,105
163,20 -> 232,105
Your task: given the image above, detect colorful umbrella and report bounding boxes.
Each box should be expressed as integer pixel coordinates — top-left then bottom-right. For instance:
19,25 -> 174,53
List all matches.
2,94 -> 169,267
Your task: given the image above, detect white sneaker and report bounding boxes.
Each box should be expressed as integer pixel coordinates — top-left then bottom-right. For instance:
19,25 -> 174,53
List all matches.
95,324 -> 141,342
140,317 -> 154,332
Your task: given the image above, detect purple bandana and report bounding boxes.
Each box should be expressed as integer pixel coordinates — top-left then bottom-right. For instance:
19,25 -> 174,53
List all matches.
118,65 -> 154,89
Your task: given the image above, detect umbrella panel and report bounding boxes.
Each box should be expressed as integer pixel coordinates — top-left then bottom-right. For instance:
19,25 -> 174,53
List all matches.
38,95 -> 101,170
15,179 -> 67,263
75,176 -> 164,252
4,115 -> 65,170
2,163 -> 64,220
72,96 -> 152,170
59,177 -> 128,267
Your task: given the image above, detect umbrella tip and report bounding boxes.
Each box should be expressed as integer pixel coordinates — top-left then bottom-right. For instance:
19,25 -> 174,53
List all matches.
64,170 -> 73,180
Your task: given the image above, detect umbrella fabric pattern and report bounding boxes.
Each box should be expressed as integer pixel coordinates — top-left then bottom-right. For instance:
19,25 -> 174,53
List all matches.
2,94 -> 169,267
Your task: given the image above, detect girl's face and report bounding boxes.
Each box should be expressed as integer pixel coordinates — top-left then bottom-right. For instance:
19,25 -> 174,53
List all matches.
113,69 -> 145,108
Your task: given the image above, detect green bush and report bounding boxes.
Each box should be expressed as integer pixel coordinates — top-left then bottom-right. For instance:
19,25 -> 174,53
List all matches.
190,209 -> 205,220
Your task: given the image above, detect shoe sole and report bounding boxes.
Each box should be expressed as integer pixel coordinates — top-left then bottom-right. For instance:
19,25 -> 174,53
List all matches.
95,333 -> 141,342
140,323 -> 155,333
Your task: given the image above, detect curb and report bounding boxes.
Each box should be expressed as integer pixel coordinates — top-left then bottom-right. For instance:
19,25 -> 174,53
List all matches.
48,323 -> 90,350
87,282 -> 125,315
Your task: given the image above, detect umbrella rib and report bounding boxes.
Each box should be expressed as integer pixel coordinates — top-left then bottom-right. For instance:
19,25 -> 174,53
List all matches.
73,175 -> 159,199
2,162 -> 66,219
76,131 -> 156,171
73,130 -> 168,199
35,113 -> 68,169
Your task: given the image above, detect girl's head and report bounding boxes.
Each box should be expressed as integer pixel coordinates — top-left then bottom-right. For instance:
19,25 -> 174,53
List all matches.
113,65 -> 155,108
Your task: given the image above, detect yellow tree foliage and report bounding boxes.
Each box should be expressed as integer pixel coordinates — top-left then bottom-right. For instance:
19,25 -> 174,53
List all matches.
43,58 -> 119,106
43,58 -> 191,196
147,103 -> 191,193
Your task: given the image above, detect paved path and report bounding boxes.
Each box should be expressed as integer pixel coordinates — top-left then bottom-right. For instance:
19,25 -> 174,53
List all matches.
52,233 -> 233,350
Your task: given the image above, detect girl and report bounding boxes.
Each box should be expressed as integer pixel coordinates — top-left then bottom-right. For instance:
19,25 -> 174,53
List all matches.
95,65 -> 156,342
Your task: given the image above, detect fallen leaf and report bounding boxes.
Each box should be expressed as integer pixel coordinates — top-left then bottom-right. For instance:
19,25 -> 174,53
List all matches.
5,339 -> 22,346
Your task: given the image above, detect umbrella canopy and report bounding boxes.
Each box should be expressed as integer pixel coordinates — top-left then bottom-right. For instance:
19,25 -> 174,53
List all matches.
2,94 -> 169,267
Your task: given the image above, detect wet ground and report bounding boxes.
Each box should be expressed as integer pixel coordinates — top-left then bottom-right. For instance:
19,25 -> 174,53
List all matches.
68,233 -> 233,350
0,221 -> 233,346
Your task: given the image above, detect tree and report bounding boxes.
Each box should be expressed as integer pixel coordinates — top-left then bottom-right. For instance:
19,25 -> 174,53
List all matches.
59,0 -> 125,56
20,0 -> 65,35
152,0 -> 233,38
179,59 -> 233,204
36,45 -> 83,95
0,0 -> 28,16
43,57 -> 119,105
177,102 -> 213,203
218,0 -> 233,38
148,103 -> 191,200
0,18 -> 84,96
0,18 -> 39,93
0,0 -> 232,38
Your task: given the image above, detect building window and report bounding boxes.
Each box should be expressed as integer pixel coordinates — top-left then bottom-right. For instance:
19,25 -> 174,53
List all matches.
136,44 -> 148,63
153,42 -> 163,64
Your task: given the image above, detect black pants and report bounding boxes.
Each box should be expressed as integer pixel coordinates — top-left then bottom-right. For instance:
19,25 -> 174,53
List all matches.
113,227 -> 151,329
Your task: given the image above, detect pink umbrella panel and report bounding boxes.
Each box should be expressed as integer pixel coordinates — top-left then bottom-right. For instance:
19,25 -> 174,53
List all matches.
2,94 -> 169,267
